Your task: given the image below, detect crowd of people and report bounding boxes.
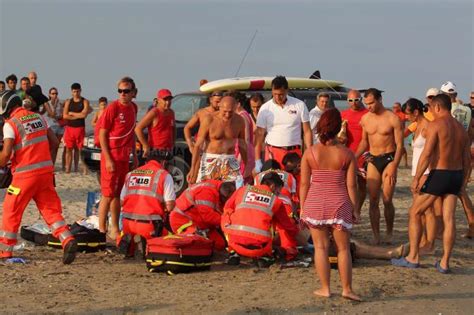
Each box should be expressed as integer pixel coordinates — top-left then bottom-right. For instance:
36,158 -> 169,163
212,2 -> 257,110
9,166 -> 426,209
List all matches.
0,73 -> 473,302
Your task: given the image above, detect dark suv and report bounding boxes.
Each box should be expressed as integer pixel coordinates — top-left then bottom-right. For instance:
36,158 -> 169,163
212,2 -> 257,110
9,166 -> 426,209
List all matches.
82,85 -> 350,195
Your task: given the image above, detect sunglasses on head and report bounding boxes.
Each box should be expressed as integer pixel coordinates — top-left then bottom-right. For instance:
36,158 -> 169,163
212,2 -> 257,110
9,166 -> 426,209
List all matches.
118,89 -> 132,94
347,98 -> 360,103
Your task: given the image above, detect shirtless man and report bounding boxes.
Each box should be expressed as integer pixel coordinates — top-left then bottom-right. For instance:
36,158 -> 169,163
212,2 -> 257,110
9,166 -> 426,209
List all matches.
355,88 -> 404,244
187,96 -> 247,185
184,90 -> 223,152
392,94 -> 470,273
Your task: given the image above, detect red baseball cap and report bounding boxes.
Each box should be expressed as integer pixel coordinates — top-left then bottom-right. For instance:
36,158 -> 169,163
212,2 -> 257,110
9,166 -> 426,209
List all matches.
157,89 -> 173,99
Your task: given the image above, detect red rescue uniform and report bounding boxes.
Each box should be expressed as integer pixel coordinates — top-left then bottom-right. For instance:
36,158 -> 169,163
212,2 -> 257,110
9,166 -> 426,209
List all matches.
169,180 -> 225,250
264,146 -> 301,170
120,160 -> 170,244
221,184 -> 298,259
148,108 -> 175,150
99,100 -> 137,197
0,108 -> 74,258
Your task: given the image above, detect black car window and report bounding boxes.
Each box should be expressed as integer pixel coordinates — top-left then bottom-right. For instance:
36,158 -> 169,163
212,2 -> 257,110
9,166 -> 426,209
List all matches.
173,94 -> 208,122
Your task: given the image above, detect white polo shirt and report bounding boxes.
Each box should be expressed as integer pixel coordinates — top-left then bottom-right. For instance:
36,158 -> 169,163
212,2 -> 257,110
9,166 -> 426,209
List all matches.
256,96 -> 309,147
309,106 -> 325,144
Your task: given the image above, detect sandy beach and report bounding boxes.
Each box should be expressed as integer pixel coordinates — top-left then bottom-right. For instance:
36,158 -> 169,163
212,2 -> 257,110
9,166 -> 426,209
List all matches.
0,147 -> 473,314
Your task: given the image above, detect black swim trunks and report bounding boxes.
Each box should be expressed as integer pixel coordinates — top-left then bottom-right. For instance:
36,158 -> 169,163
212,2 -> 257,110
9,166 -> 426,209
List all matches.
420,169 -> 463,196
368,152 -> 395,175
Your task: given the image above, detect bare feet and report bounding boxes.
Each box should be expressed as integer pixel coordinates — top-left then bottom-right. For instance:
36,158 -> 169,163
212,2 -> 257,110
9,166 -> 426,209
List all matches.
389,244 -> 405,259
342,291 -> 362,302
313,289 -> 331,298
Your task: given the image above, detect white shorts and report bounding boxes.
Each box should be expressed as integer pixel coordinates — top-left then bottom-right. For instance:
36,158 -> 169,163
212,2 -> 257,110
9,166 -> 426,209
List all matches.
197,153 -> 243,183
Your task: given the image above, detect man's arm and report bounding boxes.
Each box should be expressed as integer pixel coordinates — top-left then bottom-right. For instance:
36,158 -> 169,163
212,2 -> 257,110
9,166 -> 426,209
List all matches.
163,174 -> 176,212
184,111 -> 201,151
254,127 -> 265,161
99,128 -> 114,172
69,99 -> 91,119
355,118 -> 369,158
0,138 -> 13,167
134,110 -> 156,158
237,118 -> 248,176
62,99 -> 75,120
188,116 -> 211,184
390,115 -> 404,168
302,121 -> 313,150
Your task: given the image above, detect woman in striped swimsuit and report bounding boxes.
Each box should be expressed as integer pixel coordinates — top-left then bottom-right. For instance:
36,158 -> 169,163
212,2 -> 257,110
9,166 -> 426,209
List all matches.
300,108 -> 361,301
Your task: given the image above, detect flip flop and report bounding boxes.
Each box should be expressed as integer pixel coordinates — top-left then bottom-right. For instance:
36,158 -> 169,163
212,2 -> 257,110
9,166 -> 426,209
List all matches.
434,261 -> 450,274
391,256 -> 420,268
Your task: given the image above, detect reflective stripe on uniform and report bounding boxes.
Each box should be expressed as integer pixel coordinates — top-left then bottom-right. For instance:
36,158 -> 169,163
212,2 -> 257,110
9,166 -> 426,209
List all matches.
51,220 -> 67,231
189,182 -> 216,191
177,221 -> 194,234
236,203 -> 273,216
0,243 -> 14,251
225,224 -> 272,238
124,169 -> 164,201
0,230 -> 17,240
10,118 -> 26,139
122,212 -> 163,221
15,160 -> 53,173
195,199 -> 215,209
58,230 -> 73,242
13,135 -> 49,151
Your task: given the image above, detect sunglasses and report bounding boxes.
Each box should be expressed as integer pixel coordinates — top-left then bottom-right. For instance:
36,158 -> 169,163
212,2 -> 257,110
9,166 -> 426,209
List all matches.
211,93 -> 223,97
427,95 -> 435,99
50,92 -> 58,95
118,89 -> 132,94
347,98 -> 361,103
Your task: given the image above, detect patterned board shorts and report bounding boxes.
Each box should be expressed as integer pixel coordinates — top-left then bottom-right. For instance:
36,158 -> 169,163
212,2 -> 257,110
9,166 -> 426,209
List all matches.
197,153 -> 243,184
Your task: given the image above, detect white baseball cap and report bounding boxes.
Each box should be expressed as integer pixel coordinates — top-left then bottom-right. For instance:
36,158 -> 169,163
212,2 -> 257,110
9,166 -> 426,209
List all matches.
440,81 -> 457,94
425,88 -> 439,97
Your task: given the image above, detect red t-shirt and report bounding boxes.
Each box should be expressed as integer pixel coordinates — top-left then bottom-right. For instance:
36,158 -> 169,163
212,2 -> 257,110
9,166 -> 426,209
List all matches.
101,100 -> 138,161
394,111 -> 407,123
148,108 -> 175,150
341,108 -> 369,153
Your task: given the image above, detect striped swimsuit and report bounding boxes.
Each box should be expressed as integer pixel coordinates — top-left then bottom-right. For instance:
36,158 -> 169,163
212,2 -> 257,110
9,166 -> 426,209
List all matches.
300,148 -> 353,231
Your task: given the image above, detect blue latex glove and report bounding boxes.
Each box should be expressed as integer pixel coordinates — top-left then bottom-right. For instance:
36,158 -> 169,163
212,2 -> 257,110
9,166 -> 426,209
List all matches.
6,257 -> 27,264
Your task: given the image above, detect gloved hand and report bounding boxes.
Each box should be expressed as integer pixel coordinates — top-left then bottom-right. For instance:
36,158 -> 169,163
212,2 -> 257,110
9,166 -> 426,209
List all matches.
254,159 -> 263,173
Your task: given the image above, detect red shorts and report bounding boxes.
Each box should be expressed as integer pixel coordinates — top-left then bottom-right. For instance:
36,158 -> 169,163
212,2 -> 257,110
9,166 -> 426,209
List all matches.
264,145 -> 302,169
100,158 -> 129,197
63,126 -> 85,149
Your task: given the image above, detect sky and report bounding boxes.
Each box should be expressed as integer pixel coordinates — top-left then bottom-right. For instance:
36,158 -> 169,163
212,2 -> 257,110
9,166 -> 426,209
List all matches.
0,0 -> 472,105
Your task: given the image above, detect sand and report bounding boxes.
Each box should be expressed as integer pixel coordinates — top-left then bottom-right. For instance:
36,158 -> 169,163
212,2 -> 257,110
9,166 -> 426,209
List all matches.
0,149 -> 473,314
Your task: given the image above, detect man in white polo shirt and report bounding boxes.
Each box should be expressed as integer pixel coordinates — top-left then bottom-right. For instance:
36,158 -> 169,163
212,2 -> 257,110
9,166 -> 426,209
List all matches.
254,76 -> 312,171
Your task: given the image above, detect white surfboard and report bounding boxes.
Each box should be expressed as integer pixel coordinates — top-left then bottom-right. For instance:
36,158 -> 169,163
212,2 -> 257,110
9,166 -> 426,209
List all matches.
199,77 -> 343,93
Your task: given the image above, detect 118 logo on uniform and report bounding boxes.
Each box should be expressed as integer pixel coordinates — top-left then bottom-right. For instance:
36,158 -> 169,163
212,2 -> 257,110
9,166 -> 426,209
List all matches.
129,176 -> 152,187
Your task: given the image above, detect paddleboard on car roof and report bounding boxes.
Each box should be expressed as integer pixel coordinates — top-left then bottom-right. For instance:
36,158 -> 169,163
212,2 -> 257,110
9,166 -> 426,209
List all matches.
199,76 -> 344,93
